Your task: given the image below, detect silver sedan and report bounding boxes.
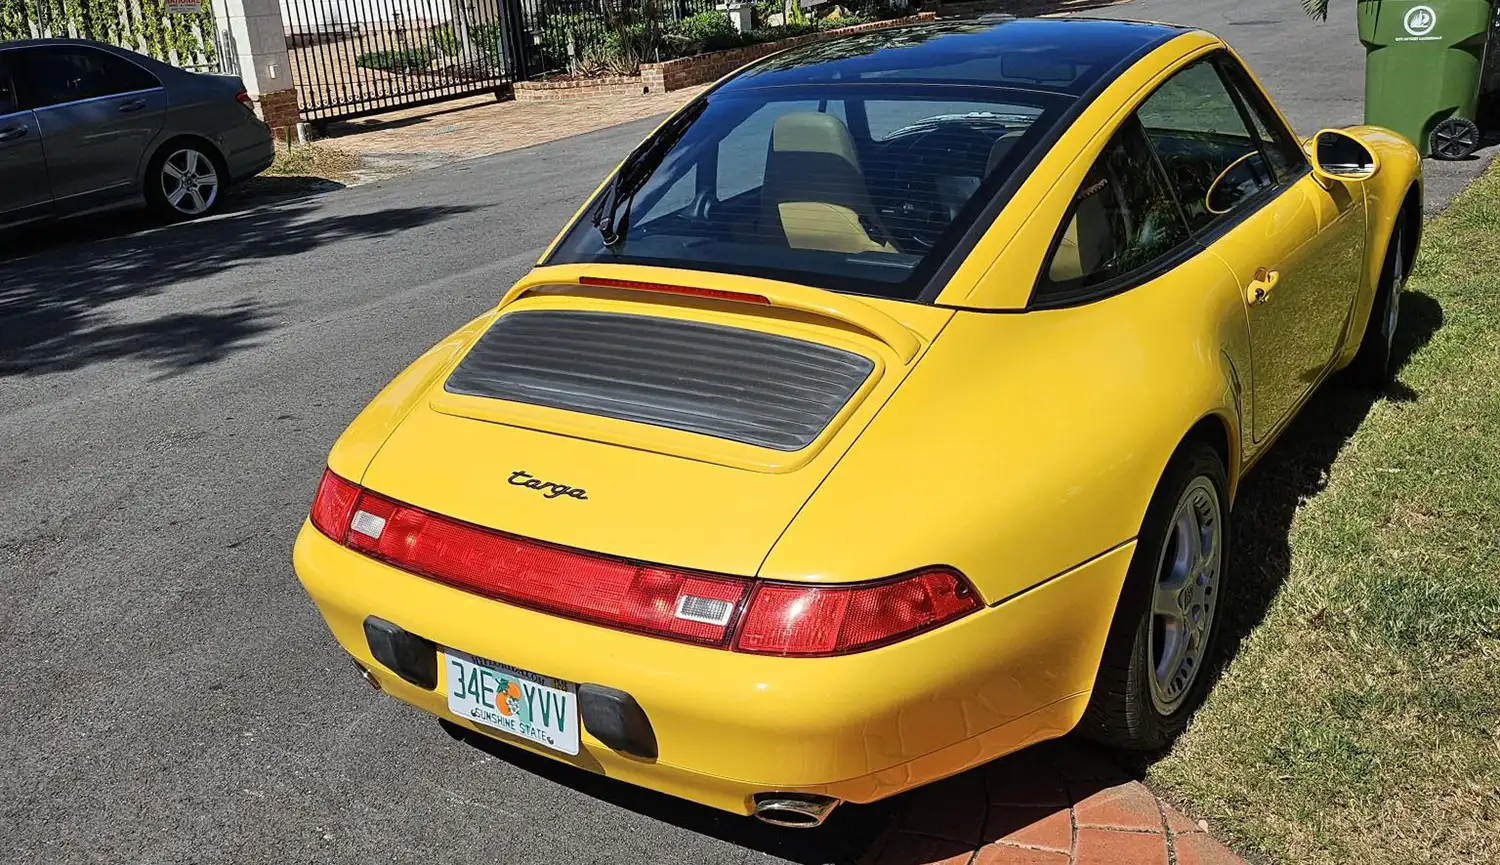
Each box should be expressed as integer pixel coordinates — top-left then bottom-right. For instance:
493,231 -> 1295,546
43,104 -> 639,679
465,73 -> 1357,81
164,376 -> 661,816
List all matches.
0,38 -> 275,227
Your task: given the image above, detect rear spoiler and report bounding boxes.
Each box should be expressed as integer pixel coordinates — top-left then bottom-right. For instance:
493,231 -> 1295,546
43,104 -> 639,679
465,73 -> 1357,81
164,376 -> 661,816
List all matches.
497,268 -> 921,364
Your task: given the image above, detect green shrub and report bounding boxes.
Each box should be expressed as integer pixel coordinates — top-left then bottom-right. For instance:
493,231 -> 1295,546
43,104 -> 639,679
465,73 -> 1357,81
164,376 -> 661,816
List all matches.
665,11 -> 743,55
471,22 -> 508,68
355,48 -> 433,73
430,23 -> 460,57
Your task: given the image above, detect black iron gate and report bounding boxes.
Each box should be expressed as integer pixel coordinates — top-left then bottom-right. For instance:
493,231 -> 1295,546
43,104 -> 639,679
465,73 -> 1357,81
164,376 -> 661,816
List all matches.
285,0 -> 722,123
283,0 -> 521,123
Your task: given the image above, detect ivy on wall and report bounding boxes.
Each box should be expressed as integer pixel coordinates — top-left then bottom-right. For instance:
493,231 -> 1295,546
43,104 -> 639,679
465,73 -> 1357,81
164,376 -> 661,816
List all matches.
1,0 -> 218,69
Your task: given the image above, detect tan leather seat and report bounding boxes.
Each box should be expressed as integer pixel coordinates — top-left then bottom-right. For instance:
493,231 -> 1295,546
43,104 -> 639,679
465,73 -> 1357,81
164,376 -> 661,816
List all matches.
759,112 -> 890,253
1049,170 -> 1115,283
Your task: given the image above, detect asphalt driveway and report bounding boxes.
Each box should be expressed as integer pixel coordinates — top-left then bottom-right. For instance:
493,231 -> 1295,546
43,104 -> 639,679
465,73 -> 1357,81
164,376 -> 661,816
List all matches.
1,2 -> 1492,863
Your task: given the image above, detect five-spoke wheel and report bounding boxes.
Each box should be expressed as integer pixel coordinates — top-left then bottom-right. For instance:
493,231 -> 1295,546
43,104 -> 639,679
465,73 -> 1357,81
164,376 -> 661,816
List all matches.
147,144 -> 223,220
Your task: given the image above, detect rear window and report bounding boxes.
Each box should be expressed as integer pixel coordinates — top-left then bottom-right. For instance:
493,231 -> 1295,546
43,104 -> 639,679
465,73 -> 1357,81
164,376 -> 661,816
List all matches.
547,84 -> 1071,301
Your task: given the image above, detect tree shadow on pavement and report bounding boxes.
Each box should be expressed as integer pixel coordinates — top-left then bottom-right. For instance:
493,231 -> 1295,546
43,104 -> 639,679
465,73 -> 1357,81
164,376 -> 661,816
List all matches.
0,199 -> 475,378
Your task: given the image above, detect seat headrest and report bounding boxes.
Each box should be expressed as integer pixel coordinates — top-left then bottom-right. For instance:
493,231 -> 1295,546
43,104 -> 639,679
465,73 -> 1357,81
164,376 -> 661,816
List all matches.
772,112 -> 861,172
986,130 -> 1026,176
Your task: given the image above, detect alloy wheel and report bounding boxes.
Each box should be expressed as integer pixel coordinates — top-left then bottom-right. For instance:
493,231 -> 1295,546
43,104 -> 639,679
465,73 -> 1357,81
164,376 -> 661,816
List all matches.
161,148 -> 219,216
1384,222 -> 1405,352
1147,476 -> 1222,715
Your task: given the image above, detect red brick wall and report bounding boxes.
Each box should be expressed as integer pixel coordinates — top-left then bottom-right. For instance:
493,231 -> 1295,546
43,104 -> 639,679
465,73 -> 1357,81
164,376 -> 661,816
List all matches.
513,76 -> 649,102
254,89 -> 301,133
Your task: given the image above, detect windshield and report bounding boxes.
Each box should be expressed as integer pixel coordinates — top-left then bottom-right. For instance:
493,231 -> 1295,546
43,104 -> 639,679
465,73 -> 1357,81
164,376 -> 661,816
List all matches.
547,83 -> 1071,301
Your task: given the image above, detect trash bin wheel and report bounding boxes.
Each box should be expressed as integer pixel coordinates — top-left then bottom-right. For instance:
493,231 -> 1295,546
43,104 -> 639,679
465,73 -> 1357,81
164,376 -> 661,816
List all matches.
1430,117 -> 1481,160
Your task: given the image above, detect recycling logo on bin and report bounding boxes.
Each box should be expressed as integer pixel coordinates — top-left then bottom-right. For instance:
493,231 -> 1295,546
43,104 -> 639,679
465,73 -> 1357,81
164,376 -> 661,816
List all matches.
1403,5 -> 1437,37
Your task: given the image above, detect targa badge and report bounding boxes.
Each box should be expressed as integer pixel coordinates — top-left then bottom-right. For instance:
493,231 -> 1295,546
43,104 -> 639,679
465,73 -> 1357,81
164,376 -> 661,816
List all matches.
1404,5 -> 1436,37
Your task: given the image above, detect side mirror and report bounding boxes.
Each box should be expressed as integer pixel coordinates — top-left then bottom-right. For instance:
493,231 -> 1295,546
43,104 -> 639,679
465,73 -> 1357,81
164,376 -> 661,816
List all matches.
1310,129 -> 1380,184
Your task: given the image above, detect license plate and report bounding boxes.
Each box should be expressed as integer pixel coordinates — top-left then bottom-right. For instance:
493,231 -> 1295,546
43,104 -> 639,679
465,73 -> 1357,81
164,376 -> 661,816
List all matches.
442,650 -> 580,756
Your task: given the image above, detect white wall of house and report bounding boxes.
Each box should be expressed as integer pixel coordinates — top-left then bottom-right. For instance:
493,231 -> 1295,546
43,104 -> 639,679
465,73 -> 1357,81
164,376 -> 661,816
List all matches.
279,0 -> 456,32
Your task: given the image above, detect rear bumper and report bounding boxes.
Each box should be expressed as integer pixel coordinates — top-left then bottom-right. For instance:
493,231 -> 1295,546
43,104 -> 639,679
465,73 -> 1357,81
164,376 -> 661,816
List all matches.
223,121 -> 275,183
292,522 -> 1132,814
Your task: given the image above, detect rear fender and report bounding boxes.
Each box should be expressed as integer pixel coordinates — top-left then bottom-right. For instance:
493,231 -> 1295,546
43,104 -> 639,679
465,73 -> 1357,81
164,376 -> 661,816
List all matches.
326,311 -> 497,482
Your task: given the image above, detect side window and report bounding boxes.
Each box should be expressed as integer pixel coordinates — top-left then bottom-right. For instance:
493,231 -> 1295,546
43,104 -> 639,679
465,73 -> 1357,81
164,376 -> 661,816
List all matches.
20,47 -> 159,109
0,53 -> 17,116
1218,59 -> 1308,183
1037,119 -> 1190,299
1136,59 -> 1274,230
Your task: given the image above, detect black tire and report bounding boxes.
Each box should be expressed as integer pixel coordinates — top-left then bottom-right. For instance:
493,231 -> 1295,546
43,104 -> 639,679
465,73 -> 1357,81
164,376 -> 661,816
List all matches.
1077,441 -> 1230,751
144,141 -> 227,222
1347,213 -> 1409,389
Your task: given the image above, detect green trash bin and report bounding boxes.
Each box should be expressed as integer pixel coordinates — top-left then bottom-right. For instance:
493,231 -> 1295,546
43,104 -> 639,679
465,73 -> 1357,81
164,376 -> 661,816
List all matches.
1359,0 -> 1495,159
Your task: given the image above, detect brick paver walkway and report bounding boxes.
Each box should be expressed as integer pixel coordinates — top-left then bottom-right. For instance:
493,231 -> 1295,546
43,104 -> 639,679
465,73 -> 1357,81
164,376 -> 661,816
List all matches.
857,740 -> 1246,865
321,87 -> 708,175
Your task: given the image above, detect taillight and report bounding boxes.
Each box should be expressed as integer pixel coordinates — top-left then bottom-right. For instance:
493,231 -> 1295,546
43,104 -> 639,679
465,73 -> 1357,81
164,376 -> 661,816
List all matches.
734,569 -> 980,656
309,469 -> 361,541
235,90 -> 252,106
307,469 -> 979,654
339,488 -> 752,647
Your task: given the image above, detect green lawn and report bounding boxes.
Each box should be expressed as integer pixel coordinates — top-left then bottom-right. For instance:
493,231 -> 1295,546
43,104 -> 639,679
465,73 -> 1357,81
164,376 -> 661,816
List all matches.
1151,164 -> 1500,863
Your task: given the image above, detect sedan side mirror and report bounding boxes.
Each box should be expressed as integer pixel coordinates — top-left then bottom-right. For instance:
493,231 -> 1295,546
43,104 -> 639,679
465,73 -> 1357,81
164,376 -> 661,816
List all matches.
1310,129 -> 1380,184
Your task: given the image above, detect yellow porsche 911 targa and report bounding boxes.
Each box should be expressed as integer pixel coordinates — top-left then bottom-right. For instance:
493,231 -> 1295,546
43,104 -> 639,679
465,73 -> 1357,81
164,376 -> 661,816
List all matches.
294,17 -> 1420,826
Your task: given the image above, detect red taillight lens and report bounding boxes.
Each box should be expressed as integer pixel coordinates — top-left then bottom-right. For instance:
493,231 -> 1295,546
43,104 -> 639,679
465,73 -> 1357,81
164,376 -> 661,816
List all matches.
310,471 -> 979,654
235,90 -> 252,106
309,469 -> 361,541
341,490 -> 751,647
734,569 -> 980,656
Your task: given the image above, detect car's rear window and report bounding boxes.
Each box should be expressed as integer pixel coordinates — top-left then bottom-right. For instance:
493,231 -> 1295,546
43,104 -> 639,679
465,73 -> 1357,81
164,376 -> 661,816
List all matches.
547,83 -> 1071,300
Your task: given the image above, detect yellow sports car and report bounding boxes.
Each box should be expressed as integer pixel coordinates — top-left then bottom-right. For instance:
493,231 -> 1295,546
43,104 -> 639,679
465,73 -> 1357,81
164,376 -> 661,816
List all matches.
294,17 -> 1420,827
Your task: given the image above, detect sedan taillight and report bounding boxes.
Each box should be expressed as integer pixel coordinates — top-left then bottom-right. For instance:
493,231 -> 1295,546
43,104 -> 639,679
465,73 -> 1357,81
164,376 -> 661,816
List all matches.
235,90 -> 252,106
308,469 -> 980,655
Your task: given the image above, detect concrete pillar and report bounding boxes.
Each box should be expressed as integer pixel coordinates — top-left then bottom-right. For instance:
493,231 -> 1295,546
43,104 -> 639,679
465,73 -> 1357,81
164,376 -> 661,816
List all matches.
212,0 -> 302,134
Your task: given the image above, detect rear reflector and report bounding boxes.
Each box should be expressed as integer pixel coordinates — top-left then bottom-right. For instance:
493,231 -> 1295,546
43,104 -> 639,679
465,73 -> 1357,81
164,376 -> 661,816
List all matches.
309,469 -> 979,654
579,276 -> 770,305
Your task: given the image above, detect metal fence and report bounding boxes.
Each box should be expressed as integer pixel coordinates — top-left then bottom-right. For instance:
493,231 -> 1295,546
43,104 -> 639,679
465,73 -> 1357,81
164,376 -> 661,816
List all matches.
0,0 -> 221,70
517,0 -> 719,78
283,0 -> 722,123
282,0 -> 526,122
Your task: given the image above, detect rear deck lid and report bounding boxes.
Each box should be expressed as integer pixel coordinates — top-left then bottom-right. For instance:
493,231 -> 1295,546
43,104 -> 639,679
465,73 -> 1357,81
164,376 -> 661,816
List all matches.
359,265 -> 951,576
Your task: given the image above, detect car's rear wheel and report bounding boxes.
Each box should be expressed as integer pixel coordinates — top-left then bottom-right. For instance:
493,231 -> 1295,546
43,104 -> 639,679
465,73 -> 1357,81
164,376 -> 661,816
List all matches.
1078,441 -> 1229,751
1348,214 -> 1409,388
146,143 -> 224,221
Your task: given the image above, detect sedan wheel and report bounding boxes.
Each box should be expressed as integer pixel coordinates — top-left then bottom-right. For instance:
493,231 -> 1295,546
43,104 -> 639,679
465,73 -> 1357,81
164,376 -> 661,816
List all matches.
155,147 -> 221,218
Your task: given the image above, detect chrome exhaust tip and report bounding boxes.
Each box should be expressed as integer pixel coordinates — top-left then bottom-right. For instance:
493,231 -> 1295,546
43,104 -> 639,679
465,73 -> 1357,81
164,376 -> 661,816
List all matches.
751,793 -> 840,828
352,659 -> 382,691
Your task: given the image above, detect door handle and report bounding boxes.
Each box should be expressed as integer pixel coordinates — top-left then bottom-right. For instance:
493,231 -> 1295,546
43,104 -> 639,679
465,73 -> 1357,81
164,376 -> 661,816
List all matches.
118,99 -> 148,113
1246,268 -> 1280,306
0,125 -> 27,142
